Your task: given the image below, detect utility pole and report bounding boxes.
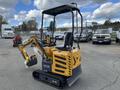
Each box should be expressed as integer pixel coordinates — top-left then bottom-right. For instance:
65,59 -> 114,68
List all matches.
71,2 -> 78,33
85,19 -> 87,30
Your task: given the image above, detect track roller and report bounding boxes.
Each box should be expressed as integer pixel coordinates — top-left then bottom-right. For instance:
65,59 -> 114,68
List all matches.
33,69 -> 66,88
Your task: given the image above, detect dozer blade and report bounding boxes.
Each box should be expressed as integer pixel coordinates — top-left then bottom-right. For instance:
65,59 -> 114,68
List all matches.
25,55 -> 38,67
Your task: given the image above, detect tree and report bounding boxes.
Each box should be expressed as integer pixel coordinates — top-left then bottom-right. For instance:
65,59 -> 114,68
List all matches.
2,19 -> 8,24
26,19 -> 38,31
21,21 -> 27,31
92,22 -> 98,32
104,19 -> 111,25
0,15 -> 8,33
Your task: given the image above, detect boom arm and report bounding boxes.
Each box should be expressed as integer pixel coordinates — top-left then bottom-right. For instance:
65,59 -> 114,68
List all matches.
18,36 -> 47,66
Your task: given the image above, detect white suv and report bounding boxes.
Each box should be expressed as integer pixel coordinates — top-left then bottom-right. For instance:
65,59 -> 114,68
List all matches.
116,30 -> 120,43
92,29 -> 111,44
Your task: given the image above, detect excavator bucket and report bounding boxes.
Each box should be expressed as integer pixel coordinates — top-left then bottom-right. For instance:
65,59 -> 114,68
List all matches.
25,55 -> 38,67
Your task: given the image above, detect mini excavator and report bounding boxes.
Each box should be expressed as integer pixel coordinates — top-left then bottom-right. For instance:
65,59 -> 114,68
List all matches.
18,4 -> 83,88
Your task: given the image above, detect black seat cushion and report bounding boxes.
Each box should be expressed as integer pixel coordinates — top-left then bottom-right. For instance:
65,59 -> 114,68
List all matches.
56,32 -> 74,51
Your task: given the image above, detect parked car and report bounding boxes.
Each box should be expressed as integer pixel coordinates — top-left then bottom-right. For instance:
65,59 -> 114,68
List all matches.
74,30 -> 92,42
30,31 -> 40,35
92,29 -> 111,44
54,32 -> 64,40
116,30 -> 120,43
1,24 -> 15,38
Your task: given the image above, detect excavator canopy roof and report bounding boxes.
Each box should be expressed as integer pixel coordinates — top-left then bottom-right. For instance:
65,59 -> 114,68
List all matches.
42,5 -> 79,16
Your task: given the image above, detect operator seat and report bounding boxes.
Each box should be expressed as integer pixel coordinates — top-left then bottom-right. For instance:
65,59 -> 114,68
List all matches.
56,32 -> 74,51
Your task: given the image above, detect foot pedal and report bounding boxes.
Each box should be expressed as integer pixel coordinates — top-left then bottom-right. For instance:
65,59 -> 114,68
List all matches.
26,55 -> 37,67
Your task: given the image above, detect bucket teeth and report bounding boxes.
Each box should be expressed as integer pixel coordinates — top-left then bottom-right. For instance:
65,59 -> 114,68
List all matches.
24,55 -> 38,67
24,61 -> 29,68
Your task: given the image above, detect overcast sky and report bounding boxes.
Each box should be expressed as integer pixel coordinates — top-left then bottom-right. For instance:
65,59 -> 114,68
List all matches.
0,0 -> 120,27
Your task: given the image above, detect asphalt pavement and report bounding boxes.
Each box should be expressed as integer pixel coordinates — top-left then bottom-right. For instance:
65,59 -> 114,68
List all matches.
0,36 -> 120,90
